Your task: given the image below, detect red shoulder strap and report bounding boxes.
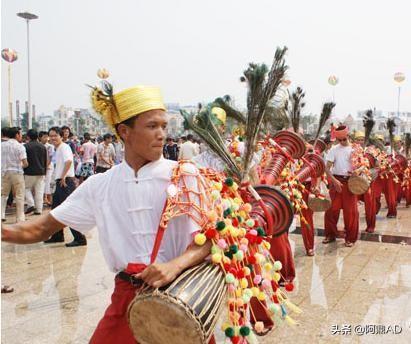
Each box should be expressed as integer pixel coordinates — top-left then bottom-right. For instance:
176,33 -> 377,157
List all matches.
150,201 -> 169,264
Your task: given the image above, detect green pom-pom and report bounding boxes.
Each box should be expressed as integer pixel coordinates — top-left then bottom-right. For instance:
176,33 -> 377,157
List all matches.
225,251 -> 233,259
225,327 -> 235,338
239,326 -> 250,336
223,208 -> 232,218
216,221 -> 226,231
238,136 -> 244,142
256,227 -> 266,237
225,178 -> 234,187
230,244 -> 238,254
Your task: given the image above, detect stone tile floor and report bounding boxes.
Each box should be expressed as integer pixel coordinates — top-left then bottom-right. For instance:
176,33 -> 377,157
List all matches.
2,202 -> 411,343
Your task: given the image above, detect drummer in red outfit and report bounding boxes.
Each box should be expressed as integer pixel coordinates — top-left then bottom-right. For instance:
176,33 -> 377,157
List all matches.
323,125 -> 359,247
1,85 -> 215,344
353,131 -> 377,233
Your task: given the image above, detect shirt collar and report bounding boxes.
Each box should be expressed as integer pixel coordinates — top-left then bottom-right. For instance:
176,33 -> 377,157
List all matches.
121,156 -> 165,179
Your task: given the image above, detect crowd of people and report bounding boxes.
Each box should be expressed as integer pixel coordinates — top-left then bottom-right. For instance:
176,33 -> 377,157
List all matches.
162,134 -> 203,161
1,125 -> 124,249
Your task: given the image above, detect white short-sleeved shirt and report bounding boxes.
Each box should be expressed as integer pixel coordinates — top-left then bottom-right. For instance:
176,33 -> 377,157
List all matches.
326,144 -> 353,176
1,139 -> 27,174
54,142 -> 75,179
51,158 -> 201,272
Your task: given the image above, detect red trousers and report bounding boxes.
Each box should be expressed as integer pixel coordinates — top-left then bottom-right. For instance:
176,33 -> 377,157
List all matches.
90,268 -> 216,344
359,182 -> 376,232
324,178 -> 359,243
300,183 -> 314,252
269,234 -> 295,282
374,176 -> 398,217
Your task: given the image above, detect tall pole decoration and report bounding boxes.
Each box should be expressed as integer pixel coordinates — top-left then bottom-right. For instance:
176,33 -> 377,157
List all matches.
17,11 -> 38,129
393,72 -> 405,119
328,75 -> 339,102
1,48 -> 18,126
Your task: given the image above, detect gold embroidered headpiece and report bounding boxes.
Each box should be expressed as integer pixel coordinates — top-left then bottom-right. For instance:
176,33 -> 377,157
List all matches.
90,82 -> 166,133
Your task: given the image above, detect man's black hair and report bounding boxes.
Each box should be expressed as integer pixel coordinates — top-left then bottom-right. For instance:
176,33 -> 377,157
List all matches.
27,129 -> 38,141
8,127 -> 21,139
48,126 -> 64,136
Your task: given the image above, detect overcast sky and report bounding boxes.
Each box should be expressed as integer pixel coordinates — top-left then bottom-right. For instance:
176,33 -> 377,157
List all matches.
1,0 -> 410,121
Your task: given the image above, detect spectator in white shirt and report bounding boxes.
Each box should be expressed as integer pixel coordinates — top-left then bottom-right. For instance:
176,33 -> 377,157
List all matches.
178,134 -> 198,160
43,127 -> 87,247
39,131 -> 55,207
1,127 -> 28,222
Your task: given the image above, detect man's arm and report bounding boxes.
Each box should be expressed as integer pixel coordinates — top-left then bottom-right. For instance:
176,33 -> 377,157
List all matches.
325,160 -> 342,193
2,213 -> 66,244
21,158 -> 28,169
60,160 -> 72,187
136,240 -> 212,288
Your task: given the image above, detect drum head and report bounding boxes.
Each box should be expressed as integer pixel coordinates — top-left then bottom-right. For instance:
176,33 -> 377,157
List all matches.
128,295 -> 205,344
348,176 -> 369,195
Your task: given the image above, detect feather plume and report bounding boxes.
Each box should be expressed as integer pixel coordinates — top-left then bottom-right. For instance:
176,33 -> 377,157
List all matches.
87,81 -> 118,131
288,87 -> 305,133
386,118 -> 396,153
362,109 -> 375,145
241,46 -> 288,180
314,102 -> 335,142
405,133 -> 411,157
180,106 -> 241,179
213,95 -> 246,124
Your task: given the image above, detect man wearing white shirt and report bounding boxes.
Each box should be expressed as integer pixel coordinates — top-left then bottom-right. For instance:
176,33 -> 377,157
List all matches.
2,85 -> 212,343
1,127 -> 28,222
178,134 -> 198,160
44,127 -> 87,247
323,125 -> 359,247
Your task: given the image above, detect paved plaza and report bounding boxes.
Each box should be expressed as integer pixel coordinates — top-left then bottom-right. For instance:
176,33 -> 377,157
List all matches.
2,202 -> 411,343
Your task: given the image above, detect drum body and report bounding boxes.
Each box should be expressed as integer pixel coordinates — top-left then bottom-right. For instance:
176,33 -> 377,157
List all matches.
348,175 -> 370,195
128,263 -> 226,344
307,195 -> 331,212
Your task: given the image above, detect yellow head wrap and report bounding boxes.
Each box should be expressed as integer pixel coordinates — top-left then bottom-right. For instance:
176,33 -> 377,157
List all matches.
354,131 -> 365,139
91,84 -> 166,132
393,135 -> 401,142
375,134 -> 384,141
211,107 -> 227,125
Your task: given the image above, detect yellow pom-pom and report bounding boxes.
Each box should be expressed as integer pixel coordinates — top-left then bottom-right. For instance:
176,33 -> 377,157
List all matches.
257,292 -> 266,301
212,253 -> 222,264
214,182 -> 223,191
264,263 -> 273,272
251,287 -> 260,297
239,210 -> 247,219
263,241 -> 271,250
240,278 -> 248,289
233,197 -> 242,205
235,288 -> 242,298
243,267 -> 251,276
231,182 -> 239,191
194,233 -> 207,246
273,272 -> 281,282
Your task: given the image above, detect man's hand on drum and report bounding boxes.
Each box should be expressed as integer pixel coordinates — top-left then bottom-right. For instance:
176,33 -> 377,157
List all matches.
136,262 -> 181,288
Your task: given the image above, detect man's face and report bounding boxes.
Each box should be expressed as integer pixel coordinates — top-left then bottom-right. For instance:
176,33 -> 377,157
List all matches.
105,137 -> 113,144
355,137 -> 365,146
49,130 -> 62,147
118,109 -> 167,162
16,131 -> 23,143
337,137 -> 349,147
62,129 -> 70,140
40,135 -> 48,144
